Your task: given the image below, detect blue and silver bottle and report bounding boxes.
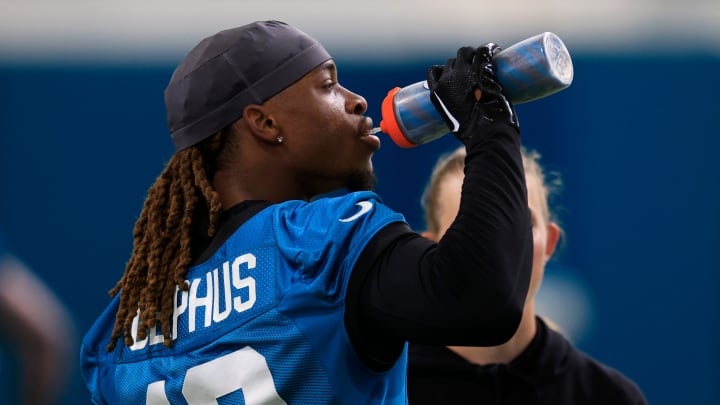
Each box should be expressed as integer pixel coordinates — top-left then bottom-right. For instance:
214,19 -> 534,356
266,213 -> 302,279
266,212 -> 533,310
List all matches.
379,32 -> 574,147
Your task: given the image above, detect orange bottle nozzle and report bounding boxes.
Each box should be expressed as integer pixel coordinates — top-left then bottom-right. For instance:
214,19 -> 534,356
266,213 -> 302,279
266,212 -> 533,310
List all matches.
380,86 -> 417,148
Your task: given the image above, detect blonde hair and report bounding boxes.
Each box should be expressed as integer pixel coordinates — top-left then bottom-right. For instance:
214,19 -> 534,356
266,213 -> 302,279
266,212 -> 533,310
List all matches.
421,147 -> 467,235
421,145 -> 563,234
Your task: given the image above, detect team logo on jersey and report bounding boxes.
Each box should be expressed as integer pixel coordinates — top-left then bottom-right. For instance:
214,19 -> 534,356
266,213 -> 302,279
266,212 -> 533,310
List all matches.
339,201 -> 373,223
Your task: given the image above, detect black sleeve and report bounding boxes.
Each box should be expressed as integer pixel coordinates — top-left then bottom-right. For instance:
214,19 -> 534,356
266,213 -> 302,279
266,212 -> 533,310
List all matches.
345,121 -> 533,371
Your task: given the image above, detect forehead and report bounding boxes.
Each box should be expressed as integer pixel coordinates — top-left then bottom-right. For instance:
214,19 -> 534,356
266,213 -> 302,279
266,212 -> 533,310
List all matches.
280,60 -> 336,94
268,60 -> 333,101
437,170 -> 463,211
306,60 -> 337,78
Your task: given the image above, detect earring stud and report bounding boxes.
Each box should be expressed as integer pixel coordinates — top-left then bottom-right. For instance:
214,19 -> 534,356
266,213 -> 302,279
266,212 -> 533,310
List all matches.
276,136 -> 284,144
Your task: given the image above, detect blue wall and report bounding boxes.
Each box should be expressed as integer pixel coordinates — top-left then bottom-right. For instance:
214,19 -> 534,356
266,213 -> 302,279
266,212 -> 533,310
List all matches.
1,53 -> 718,404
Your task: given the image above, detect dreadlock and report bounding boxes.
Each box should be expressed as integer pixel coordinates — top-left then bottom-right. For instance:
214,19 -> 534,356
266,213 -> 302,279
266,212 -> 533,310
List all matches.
106,130 -> 228,352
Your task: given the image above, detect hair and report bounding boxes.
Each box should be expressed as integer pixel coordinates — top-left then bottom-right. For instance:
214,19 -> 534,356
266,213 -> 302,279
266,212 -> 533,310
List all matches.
421,147 -> 467,235
106,129 -> 231,352
421,145 -> 563,234
521,147 -> 564,226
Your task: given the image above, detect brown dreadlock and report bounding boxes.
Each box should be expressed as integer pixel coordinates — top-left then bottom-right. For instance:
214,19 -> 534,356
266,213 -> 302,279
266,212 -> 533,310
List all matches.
106,130 -> 229,352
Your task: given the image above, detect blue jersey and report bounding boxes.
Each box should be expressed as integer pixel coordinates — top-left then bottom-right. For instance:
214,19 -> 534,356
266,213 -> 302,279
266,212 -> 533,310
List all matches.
81,191 -> 409,404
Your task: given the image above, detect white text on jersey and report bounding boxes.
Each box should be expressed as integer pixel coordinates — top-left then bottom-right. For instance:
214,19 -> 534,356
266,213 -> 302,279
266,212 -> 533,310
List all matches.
128,253 -> 257,351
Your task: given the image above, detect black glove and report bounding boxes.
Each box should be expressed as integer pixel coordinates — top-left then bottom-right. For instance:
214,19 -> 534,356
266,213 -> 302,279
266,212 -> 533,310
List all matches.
426,46 -> 480,136
473,44 -> 519,134
426,43 -> 519,144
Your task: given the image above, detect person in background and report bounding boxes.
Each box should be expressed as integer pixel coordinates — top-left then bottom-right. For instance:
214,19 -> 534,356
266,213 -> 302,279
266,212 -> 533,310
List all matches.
80,20 -> 532,404
0,232 -> 75,405
407,145 -> 647,404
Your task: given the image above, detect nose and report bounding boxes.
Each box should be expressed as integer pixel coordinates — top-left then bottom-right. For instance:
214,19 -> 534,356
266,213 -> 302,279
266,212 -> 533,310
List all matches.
344,87 -> 368,115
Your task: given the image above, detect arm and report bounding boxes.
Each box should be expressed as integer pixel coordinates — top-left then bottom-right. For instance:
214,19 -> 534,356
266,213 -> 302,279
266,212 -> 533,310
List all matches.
345,45 -> 532,370
0,256 -> 75,405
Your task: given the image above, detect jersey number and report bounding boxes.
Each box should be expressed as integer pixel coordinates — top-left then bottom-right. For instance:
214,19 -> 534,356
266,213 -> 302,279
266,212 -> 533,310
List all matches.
145,346 -> 287,405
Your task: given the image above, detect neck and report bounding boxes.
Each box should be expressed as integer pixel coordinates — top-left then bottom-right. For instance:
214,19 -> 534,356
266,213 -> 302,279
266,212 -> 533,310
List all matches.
213,155 -> 311,208
448,303 -> 537,365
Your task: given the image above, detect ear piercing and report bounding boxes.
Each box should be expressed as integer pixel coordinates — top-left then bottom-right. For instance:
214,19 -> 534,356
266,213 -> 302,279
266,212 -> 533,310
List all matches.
276,136 -> 284,144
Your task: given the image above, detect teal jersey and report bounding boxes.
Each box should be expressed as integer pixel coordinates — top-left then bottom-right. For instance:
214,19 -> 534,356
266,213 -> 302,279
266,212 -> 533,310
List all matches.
81,191 -> 409,404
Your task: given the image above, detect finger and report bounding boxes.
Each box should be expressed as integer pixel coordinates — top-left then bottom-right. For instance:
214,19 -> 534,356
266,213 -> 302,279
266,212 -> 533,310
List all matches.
476,43 -> 500,64
455,46 -> 476,68
479,76 -> 502,101
426,65 -> 444,84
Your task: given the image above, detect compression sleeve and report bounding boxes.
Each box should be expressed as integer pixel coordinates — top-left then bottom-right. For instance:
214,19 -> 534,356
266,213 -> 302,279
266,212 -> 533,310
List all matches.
346,121 -> 532,370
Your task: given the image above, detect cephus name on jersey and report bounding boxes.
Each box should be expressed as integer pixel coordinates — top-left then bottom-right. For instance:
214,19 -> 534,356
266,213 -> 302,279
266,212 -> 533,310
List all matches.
127,250 -> 274,351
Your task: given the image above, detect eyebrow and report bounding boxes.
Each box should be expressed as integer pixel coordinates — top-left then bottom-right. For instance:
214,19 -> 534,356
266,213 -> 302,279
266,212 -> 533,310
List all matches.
319,61 -> 337,76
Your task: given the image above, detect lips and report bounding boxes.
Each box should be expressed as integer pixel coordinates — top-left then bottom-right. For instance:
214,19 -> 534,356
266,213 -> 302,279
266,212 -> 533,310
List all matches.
359,117 -> 381,150
360,130 -> 381,150
358,116 -> 374,136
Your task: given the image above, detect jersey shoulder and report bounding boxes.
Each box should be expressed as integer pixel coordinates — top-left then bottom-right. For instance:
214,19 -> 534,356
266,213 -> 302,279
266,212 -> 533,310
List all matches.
269,191 -> 406,281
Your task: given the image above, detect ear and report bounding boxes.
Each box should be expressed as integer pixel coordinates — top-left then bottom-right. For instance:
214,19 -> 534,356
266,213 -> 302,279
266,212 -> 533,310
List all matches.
545,222 -> 561,260
243,104 -> 281,144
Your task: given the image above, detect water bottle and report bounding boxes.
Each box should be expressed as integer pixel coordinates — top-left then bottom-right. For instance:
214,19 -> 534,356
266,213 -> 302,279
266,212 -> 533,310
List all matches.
378,32 -> 574,147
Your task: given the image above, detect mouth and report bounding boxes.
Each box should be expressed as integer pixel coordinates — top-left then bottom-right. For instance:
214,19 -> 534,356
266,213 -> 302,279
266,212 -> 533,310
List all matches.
359,118 -> 381,150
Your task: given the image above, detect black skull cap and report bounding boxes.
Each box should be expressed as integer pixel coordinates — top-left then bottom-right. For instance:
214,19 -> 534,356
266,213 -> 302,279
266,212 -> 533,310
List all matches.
165,20 -> 331,151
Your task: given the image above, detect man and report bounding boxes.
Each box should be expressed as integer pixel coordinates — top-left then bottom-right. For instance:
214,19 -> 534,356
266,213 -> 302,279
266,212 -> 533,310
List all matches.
81,20 -> 531,404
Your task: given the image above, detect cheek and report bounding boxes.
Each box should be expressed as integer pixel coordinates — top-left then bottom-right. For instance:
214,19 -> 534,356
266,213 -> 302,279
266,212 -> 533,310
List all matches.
289,89 -> 340,124
289,107 -> 341,150
307,90 -> 344,117
529,228 -> 548,293
532,228 -> 546,261
299,104 -> 346,147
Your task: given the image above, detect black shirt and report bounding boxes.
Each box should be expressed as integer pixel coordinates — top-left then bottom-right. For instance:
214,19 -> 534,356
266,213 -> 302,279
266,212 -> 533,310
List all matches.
407,317 -> 648,405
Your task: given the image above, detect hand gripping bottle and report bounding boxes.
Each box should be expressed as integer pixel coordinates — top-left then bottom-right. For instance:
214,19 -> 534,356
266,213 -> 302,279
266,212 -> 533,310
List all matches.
379,32 -> 574,147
